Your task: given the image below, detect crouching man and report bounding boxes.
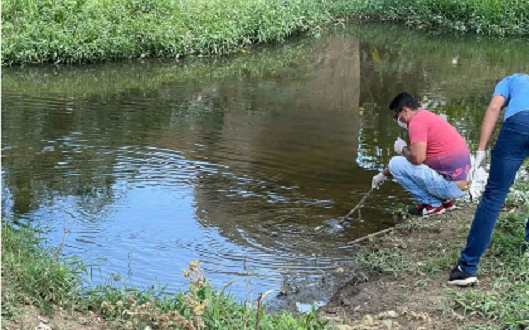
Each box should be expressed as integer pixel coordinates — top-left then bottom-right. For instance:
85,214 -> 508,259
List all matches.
372,93 -> 471,216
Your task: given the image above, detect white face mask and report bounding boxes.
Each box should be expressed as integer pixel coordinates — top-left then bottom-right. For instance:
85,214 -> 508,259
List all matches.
397,113 -> 408,130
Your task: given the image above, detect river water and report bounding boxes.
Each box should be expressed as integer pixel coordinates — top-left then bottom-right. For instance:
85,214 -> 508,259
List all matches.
2,24 -> 529,306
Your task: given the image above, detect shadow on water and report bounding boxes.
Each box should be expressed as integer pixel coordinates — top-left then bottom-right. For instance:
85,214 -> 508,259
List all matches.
2,23 -> 529,306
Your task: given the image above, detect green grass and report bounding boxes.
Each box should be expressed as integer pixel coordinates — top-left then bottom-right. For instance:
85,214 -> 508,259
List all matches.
451,179 -> 529,329
2,0 -> 528,65
1,224 -> 331,329
340,0 -> 529,36
1,224 -> 87,318
2,0 -> 337,65
452,212 -> 529,329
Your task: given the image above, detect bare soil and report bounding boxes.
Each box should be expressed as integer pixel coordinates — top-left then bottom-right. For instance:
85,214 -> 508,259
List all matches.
3,305 -> 107,330
317,207 -> 500,330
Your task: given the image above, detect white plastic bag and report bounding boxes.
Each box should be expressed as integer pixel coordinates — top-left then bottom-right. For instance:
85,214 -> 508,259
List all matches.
464,154 -> 489,202
464,157 -> 527,203
468,166 -> 488,201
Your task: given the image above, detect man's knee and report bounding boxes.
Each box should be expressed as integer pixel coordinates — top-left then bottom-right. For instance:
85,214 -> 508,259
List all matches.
388,156 -> 410,175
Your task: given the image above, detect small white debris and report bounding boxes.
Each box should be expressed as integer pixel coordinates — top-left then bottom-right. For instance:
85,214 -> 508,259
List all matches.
387,310 -> 398,318
38,316 -> 49,323
36,323 -> 52,330
334,267 -> 345,275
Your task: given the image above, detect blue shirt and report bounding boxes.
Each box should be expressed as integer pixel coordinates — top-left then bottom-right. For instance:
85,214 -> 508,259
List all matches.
493,73 -> 529,120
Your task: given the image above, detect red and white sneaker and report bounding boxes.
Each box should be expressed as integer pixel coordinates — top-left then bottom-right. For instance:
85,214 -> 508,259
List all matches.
408,204 -> 445,217
442,200 -> 457,211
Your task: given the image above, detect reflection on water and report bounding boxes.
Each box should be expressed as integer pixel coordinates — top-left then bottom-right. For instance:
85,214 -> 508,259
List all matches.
2,24 -> 529,300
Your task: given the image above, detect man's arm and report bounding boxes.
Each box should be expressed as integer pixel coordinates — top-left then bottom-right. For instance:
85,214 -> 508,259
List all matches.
477,95 -> 505,151
381,141 -> 426,177
402,142 -> 427,165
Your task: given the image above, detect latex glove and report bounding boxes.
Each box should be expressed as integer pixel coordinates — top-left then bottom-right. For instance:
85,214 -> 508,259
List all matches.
468,151 -> 487,181
394,137 -> 408,155
372,173 -> 387,189
474,151 -> 487,170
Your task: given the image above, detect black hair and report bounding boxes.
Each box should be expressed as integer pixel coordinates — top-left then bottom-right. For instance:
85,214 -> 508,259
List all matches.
389,93 -> 421,113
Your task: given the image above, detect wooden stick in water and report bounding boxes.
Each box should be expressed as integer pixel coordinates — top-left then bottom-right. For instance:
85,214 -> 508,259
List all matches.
338,188 -> 375,223
314,187 -> 376,232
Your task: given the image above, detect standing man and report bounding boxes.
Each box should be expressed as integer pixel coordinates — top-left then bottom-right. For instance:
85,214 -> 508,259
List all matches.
372,93 -> 471,216
449,73 -> 529,286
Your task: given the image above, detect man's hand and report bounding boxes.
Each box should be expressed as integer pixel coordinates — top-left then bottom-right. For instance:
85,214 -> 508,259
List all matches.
394,138 -> 408,155
372,173 -> 387,189
468,151 -> 487,181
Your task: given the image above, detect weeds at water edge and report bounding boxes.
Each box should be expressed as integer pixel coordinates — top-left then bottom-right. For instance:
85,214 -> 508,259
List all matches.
1,222 -> 332,330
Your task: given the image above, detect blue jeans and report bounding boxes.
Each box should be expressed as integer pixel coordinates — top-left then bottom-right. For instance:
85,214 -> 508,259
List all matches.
388,156 -> 466,207
459,111 -> 529,276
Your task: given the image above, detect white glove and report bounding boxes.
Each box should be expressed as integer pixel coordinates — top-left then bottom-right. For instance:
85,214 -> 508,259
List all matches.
468,166 -> 488,200
394,137 -> 408,155
372,173 -> 387,189
474,151 -> 487,169
468,151 -> 487,181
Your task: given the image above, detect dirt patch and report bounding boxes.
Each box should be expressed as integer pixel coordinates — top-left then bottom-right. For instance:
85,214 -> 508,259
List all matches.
317,207 -> 498,329
320,273 -> 480,329
3,305 -> 107,330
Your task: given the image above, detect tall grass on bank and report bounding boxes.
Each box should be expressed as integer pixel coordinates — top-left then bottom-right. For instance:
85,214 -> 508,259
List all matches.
2,0 -> 529,65
1,0 -> 335,65
1,223 -> 329,329
339,0 -> 529,36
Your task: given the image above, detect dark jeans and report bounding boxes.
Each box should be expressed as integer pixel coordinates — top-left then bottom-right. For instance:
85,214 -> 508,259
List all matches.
459,111 -> 529,276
